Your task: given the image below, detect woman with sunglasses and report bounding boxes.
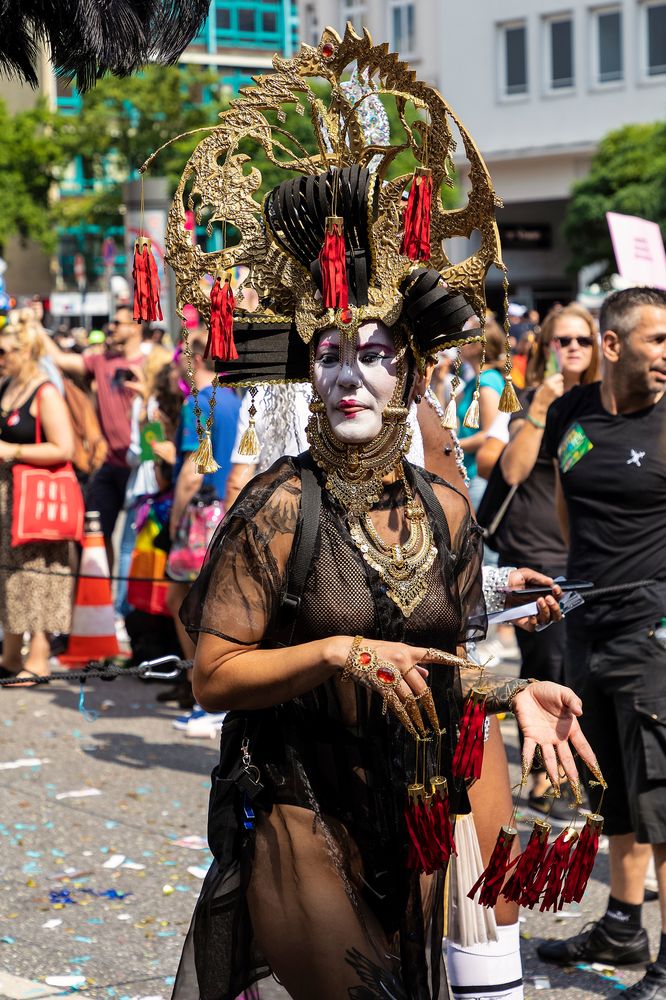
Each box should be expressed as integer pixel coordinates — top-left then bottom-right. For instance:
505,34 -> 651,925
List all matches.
488,303 -> 600,817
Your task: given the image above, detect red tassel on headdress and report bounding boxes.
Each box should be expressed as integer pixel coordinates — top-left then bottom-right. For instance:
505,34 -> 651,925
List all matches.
429,777 -> 456,867
530,828 -> 579,912
561,814 -> 604,905
401,168 -> 433,261
452,691 -> 487,781
132,238 -> 163,322
502,819 -> 551,906
205,273 -> 238,362
468,825 -> 517,907
319,216 -> 348,310
405,783 -> 436,875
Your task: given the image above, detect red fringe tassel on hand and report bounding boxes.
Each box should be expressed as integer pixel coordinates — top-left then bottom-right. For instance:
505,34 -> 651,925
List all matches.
501,819 -> 551,906
468,825 -> 517,907
319,216 -> 349,310
452,692 -> 487,781
561,814 -> 603,905
525,828 -> 579,912
205,274 -> 238,362
401,169 -> 433,261
429,777 -> 456,867
405,784 -> 437,875
132,240 -> 163,323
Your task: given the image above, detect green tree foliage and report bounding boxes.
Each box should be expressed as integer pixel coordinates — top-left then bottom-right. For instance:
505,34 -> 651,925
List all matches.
57,67 -> 456,236
0,99 -> 69,254
564,122 -> 666,274
56,64 -> 226,233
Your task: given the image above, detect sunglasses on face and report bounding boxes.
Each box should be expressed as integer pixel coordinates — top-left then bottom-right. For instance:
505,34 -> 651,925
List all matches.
555,335 -> 594,349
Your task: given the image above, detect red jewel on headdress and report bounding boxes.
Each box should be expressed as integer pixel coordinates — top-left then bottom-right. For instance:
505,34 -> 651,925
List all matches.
322,42 -> 335,58
339,307 -> 353,325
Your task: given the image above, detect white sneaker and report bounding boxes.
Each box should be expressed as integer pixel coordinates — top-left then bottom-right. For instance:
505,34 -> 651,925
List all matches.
172,705 -> 205,730
183,711 -> 226,739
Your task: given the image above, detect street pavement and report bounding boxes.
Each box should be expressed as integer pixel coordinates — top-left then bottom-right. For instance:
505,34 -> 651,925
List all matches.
0,670 -> 660,999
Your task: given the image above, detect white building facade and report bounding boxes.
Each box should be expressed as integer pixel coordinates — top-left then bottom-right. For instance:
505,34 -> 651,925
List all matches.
297,0 -> 666,311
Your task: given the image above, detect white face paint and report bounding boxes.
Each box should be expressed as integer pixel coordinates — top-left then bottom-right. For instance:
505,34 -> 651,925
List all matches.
313,321 -> 400,444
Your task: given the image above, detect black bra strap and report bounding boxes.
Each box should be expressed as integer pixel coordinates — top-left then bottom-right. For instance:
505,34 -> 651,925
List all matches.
279,453 -> 322,644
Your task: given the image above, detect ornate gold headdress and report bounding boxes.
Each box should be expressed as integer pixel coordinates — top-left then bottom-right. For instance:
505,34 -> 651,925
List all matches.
161,24 -> 519,466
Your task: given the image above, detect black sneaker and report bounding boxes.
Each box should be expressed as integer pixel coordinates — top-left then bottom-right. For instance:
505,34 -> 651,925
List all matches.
623,965 -> 666,999
536,918 -> 650,967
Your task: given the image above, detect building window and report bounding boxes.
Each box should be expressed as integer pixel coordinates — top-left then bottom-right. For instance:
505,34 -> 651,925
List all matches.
498,22 -> 528,96
389,1 -> 415,56
546,15 -> 575,90
212,1 -> 283,48
303,2 -> 319,45
340,0 -> 366,33
594,7 -> 623,82
645,1 -> 666,76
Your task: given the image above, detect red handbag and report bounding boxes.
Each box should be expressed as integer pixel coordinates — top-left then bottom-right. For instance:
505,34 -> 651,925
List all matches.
11,385 -> 85,547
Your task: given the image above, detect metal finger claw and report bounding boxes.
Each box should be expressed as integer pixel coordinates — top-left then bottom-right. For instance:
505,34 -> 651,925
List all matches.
425,647 -> 471,670
404,695 -> 428,737
390,693 -> 418,738
418,687 -> 440,732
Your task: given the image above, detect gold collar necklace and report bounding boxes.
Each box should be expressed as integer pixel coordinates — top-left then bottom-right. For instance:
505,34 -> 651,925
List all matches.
306,402 -> 412,516
306,404 -> 437,616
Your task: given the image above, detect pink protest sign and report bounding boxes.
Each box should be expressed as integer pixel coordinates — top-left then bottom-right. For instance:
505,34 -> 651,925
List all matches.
607,211 -> 666,289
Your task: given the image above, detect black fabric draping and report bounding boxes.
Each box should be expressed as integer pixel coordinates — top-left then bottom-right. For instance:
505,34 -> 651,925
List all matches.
172,455 -> 485,1000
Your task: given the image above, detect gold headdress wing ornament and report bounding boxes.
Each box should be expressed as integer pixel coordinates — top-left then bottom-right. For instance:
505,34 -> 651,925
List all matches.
161,24 -> 519,465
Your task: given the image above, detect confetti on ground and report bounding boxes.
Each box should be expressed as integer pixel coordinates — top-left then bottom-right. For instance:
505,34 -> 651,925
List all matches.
55,788 -> 102,800
102,855 -> 126,869
186,866 -> 209,880
44,975 -> 87,988
172,835 -> 207,850
0,758 -> 50,771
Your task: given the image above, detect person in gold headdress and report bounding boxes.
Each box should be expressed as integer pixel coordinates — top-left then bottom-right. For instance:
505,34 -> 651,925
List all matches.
162,26 -> 600,999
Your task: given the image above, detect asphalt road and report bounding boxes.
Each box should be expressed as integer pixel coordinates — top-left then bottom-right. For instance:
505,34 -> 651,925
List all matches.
0,672 -> 660,999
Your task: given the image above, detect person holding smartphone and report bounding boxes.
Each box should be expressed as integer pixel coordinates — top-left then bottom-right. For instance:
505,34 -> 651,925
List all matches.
488,304 -> 600,817
536,288 -> 666,1000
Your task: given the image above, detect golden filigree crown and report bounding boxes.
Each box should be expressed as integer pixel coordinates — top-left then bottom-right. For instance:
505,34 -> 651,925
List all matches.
163,23 -> 520,435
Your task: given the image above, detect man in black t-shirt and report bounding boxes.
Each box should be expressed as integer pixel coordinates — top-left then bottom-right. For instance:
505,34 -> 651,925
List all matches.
537,288 -> 666,1000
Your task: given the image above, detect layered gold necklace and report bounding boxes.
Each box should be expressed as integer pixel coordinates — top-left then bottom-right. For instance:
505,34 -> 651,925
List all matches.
348,474 -> 437,616
307,396 -> 437,617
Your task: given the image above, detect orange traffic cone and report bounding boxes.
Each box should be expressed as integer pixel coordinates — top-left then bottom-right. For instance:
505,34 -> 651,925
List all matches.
61,511 -> 120,665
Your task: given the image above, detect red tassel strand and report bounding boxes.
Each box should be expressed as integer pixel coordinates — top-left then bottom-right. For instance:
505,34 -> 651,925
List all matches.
501,819 -> 551,906
530,828 -> 579,912
405,784 -> 437,875
205,274 -> 238,362
319,216 -> 349,310
468,825 -> 518,907
561,814 -> 604,905
132,239 -> 163,323
452,691 -> 487,781
428,777 -> 456,867
401,168 -> 433,261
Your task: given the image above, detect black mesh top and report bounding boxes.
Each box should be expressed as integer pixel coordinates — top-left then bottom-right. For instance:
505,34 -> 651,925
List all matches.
173,455 -> 486,1000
